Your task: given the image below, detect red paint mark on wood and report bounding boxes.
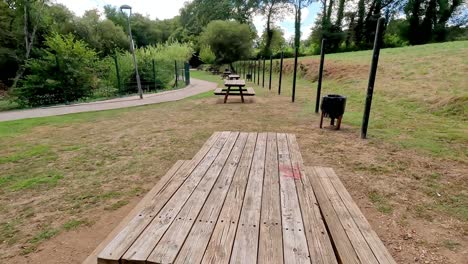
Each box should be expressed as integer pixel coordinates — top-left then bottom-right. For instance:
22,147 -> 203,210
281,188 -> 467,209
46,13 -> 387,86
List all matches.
279,164 -> 302,179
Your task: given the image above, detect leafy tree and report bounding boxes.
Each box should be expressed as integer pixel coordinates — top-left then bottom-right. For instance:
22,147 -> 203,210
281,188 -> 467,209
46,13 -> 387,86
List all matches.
199,45 -> 216,64
14,33 -> 97,106
0,1 -> 18,87
289,0 -> 315,49
200,20 -> 254,63
259,27 -> 287,56
258,0 -> 291,56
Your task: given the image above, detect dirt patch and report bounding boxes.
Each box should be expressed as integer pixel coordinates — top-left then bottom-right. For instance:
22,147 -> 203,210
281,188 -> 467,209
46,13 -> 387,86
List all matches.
280,58 -> 369,82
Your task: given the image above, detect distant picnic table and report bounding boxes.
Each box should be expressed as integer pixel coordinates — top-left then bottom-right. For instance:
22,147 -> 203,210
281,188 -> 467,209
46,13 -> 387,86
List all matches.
228,74 -> 240,80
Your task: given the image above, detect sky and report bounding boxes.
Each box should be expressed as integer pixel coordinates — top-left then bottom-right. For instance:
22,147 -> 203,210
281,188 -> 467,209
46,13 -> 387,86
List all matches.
54,0 -> 320,41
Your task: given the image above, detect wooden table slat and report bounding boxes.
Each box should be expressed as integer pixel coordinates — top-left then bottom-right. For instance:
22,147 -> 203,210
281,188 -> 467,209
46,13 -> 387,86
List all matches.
286,135 -> 338,264
147,132 -> 242,264
230,132 -> 267,264
121,132 -> 232,262
277,133 -> 310,264
96,132 -> 223,263
201,133 -> 258,264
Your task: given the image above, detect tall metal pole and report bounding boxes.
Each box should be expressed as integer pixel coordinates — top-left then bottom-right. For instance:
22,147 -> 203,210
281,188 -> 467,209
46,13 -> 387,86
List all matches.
278,51 -> 283,95
361,17 -> 385,139
257,59 -> 260,85
292,46 -> 298,102
174,60 -> 178,88
114,54 -> 121,92
269,55 -> 273,90
315,39 -> 326,113
262,58 -> 266,88
253,59 -> 256,82
125,15 -> 143,99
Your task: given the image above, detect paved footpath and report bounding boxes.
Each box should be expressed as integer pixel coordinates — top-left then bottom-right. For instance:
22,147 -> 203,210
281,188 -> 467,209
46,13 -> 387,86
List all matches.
0,78 -> 216,122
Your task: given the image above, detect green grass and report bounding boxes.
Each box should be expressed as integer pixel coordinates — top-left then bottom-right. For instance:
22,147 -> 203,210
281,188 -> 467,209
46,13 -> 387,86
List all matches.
368,191 -> 394,214
9,171 -> 64,191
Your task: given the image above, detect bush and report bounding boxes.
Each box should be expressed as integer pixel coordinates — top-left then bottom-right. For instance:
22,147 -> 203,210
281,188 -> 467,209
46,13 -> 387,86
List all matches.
383,33 -> 409,48
14,33 -> 97,106
101,41 -> 193,93
199,45 -> 216,64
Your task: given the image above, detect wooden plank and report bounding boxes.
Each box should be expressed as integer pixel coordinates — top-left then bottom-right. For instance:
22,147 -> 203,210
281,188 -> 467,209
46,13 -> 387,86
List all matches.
201,133 -> 257,264
286,135 -> 338,264
230,132 -> 267,264
173,133 -> 250,264
119,132 -> 233,263
306,167 -> 361,264
84,160 -> 188,264
147,132 -> 244,264
277,133 -> 310,264
96,132 -> 224,264
315,167 -> 379,264
258,132 -> 283,264
322,167 -> 396,264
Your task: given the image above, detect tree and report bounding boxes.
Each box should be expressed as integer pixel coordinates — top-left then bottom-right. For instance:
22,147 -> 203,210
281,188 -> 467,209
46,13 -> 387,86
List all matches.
11,0 -> 47,89
0,1 -> 18,87
199,45 -> 216,64
259,27 -> 287,56
289,0 -> 315,49
258,0 -> 290,56
200,20 -> 254,63
14,33 -> 97,106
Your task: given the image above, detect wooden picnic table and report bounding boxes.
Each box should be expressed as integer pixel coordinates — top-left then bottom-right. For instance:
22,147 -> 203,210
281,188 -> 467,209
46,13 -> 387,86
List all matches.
224,79 -> 246,103
228,74 -> 240,80
88,131 -> 396,264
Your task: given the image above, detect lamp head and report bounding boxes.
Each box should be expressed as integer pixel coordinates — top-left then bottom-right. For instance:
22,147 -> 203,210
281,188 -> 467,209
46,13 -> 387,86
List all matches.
120,4 -> 132,17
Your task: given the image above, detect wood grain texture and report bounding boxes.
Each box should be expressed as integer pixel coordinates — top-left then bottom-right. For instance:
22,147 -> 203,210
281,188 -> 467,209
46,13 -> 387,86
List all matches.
173,133 -> 249,264
307,167 -> 361,264
96,133 -> 225,264
147,132 -> 244,264
230,132 -> 267,264
321,167 -> 396,264
286,135 -> 337,264
258,132 -> 283,264
201,133 -> 257,264
277,133 -> 310,264
315,166 -> 379,264
120,132 -> 232,263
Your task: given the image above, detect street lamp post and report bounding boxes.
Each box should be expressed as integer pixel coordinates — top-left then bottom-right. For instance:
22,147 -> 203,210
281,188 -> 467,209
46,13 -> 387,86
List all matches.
120,4 -> 143,99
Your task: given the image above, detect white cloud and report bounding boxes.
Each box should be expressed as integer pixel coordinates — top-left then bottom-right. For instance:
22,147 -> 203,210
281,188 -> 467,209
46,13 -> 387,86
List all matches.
54,0 -> 187,20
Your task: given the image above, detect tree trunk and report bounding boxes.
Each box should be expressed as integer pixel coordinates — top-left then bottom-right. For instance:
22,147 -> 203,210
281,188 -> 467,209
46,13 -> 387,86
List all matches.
294,3 -> 301,49
326,0 -> 334,22
265,5 -> 273,56
335,0 -> 346,27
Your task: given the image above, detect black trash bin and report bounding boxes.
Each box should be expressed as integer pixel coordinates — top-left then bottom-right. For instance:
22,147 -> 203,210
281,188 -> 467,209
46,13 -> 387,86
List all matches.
320,94 -> 347,130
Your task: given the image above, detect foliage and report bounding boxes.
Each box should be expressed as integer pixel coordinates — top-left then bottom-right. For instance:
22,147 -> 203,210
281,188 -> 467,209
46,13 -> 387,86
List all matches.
200,20 -> 254,63
13,33 -> 97,106
258,27 -> 287,57
199,45 -> 216,64
101,42 -> 193,94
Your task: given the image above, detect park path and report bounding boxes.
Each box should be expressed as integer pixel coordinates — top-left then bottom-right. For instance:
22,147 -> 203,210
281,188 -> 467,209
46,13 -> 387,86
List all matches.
0,78 -> 216,122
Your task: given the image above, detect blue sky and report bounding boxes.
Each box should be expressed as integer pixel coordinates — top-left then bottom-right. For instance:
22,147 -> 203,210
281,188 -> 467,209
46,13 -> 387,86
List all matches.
56,0 -> 321,40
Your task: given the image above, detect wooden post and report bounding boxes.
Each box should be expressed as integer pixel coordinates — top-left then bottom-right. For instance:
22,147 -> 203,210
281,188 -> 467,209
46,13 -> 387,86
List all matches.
269,54 -> 273,90
292,47 -> 298,102
361,17 -> 385,139
262,58 -> 266,88
278,51 -> 283,95
315,39 -> 326,113
257,59 -> 260,85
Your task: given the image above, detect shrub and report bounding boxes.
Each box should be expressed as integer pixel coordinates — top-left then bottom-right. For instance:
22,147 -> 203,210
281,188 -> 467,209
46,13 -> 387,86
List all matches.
14,33 -> 97,106
199,45 -> 216,64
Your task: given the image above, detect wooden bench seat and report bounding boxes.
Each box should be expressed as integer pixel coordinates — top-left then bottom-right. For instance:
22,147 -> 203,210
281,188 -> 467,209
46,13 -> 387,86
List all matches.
214,87 -> 256,96
305,166 -> 396,264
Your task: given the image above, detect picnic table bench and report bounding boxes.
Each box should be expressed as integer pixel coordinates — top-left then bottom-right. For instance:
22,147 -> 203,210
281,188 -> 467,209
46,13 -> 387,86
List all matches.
214,79 -> 256,103
86,131 -> 396,264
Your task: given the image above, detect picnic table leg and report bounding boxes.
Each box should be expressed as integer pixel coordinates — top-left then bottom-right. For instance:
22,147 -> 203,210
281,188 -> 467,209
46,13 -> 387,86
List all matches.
224,86 -> 231,103
239,85 -> 245,103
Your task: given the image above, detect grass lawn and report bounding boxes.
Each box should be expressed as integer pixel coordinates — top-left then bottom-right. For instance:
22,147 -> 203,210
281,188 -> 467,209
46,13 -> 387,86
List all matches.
0,41 -> 467,263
